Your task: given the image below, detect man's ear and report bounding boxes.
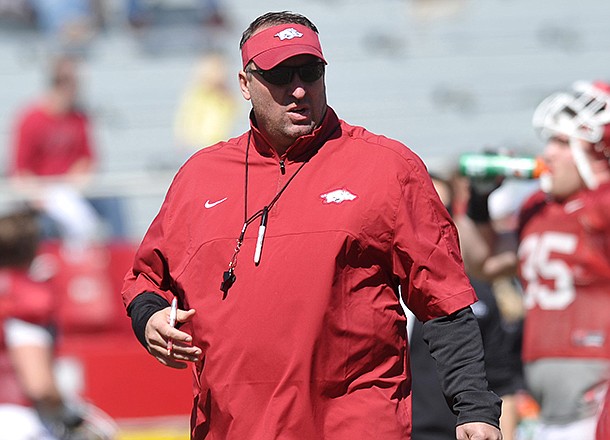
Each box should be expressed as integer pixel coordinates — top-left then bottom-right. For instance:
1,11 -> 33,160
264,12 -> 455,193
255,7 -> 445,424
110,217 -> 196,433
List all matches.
238,71 -> 251,101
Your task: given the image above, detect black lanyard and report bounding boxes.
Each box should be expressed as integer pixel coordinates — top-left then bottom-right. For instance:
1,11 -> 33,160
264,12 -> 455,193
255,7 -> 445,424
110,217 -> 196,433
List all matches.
220,131 -> 312,297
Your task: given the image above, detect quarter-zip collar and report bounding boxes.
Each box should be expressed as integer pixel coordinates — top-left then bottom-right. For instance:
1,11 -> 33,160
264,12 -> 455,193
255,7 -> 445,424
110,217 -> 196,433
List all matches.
249,106 -> 341,163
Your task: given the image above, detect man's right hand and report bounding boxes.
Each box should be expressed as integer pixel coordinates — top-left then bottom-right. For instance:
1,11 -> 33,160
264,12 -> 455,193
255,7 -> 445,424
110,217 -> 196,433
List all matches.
145,307 -> 201,369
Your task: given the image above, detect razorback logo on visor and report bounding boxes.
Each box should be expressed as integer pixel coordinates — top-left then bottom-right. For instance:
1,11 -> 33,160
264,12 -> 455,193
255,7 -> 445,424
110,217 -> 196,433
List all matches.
320,188 -> 358,204
274,28 -> 303,41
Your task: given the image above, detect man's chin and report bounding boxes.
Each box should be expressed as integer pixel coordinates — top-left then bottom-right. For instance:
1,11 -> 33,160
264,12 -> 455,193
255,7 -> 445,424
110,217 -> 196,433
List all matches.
288,124 -> 316,139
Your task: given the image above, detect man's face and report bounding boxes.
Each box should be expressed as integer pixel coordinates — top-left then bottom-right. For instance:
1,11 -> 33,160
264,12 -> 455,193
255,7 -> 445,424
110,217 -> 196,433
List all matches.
239,54 -> 327,152
52,59 -> 81,112
543,135 -> 586,200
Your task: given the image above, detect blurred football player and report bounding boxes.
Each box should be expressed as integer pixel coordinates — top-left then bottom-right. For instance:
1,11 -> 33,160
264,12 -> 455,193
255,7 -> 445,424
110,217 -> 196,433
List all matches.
0,207 -> 117,440
517,80 -> 610,439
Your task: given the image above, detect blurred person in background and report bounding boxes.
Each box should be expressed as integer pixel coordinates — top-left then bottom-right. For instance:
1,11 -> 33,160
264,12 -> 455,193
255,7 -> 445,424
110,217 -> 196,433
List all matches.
0,206 -> 118,439
127,0 -> 226,29
467,80 -> 610,440
0,0 -> 36,27
28,0 -> 104,53
0,207 -> 86,439
10,54 -> 94,185
122,10 -> 502,440
410,174 -> 522,440
173,52 -> 239,153
9,53 -> 127,242
520,80 -> 610,440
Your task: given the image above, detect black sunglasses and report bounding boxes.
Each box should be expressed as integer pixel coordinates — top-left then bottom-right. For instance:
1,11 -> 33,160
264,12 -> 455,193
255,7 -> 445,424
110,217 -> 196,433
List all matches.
247,62 -> 325,86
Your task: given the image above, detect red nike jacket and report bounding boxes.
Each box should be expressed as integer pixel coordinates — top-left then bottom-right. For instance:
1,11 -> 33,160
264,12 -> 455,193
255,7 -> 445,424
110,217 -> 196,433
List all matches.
122,107 -> 477,439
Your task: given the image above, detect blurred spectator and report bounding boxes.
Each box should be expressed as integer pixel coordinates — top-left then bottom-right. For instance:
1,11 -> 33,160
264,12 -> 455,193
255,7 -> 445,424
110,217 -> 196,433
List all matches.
173,52 -> 239,153
125,0 -> 229,55
0,0 -> 36,28
9,53 -> 127,242
410,174 -> 523,440
127,0 -> 226,29
28,0 -> 104,54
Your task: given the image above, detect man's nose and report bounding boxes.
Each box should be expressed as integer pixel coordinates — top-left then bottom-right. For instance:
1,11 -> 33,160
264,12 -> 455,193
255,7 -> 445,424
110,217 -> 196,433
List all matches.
290,80 -> 307,99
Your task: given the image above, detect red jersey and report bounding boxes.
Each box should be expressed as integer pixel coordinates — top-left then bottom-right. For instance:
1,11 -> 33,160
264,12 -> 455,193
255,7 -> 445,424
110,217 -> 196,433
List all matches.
0,268 -> 56,405
122,108 -> 477,439
518,182 -> 610,361
11,103 -> 94,176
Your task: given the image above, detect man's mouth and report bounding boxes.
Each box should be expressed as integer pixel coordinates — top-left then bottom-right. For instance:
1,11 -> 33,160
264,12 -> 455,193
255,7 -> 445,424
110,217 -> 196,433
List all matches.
287,106 -> 311,121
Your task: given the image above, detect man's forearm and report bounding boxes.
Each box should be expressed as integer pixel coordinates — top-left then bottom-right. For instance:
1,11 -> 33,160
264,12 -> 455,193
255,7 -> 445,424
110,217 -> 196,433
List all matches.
422,306 -> 502,428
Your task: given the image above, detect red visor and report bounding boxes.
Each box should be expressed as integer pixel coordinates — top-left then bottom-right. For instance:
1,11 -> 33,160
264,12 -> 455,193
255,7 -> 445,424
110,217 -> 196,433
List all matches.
241,23 -> 326,70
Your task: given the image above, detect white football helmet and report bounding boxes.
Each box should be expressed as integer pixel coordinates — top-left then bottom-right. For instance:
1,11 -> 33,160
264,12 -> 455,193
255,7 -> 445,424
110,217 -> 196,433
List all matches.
532,80 -> 610,189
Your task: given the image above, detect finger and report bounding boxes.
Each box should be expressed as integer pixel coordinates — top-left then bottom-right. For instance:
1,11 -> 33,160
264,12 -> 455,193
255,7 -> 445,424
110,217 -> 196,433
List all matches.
154,354 -> 189,370
169,350 -> 201,363
176,308 -> 197,324
166,327 -> 194,345
147,328 -> 196,361
168,342 -> 202,362
149,342 -> 199,367
146,311 -> 192,343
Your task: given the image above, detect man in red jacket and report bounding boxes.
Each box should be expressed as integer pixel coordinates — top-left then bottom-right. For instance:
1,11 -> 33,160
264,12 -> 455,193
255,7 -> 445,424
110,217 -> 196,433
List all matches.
122,11 -> 502,440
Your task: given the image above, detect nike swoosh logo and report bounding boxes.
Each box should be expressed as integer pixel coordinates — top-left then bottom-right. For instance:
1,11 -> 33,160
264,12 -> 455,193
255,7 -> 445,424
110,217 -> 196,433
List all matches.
205,197 -> 228,208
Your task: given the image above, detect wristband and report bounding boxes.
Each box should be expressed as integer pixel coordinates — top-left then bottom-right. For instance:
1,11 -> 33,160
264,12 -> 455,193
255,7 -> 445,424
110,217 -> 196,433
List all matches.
127,292 -> 171,348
